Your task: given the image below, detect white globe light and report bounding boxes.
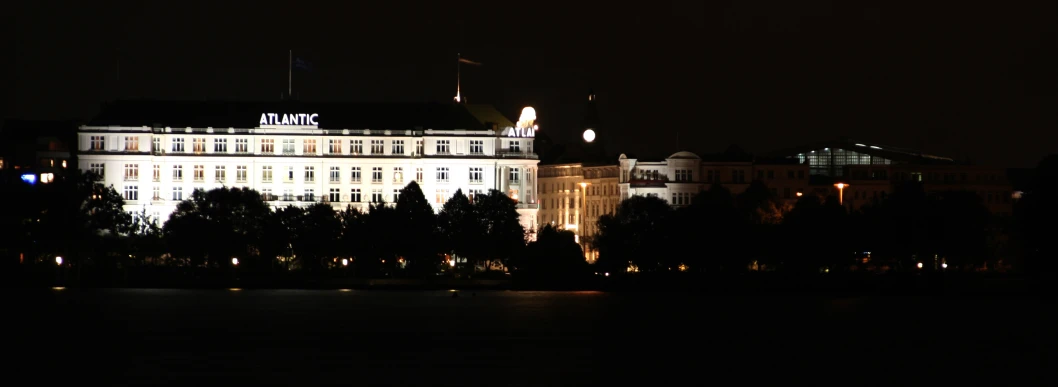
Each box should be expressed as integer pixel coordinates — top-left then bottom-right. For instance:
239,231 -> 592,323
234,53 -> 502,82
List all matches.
583,129 -> 596,143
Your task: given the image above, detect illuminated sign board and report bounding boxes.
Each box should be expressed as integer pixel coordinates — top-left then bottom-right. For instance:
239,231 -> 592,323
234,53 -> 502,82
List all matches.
259,113 -> 318,127
505,126 -> 536,138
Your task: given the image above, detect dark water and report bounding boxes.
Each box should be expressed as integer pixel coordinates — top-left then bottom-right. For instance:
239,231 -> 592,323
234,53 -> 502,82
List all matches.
13,289 -> 1056,386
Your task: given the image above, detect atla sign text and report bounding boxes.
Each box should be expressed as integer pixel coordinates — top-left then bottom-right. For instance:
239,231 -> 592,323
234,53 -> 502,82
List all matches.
259,113 -> 319,127
505,126 -> 536,138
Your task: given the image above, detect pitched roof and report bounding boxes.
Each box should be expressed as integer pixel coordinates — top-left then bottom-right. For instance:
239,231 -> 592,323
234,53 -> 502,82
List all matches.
86,99 -> 495,131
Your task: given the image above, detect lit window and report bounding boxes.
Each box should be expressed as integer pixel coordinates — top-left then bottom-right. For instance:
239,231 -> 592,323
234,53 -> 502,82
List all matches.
304,139 -> 317,154
261,139 -> 274,153
124,136 -> 139,151
236,165 -> 247,182
40,173 -> 55,184
261,166 -> 272,183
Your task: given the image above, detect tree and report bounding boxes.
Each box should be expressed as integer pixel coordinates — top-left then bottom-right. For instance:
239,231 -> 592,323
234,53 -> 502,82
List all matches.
473,189 -> 525,272
338,205 -> 368,272
1016,154 -> 1058,276
781,193 -> 850,272
518,224 -> 589,281
30,170 -> 132,269
292,203 -> 342,272
595,195 -> 672,273
364,202 -> 400,275
437,189 -> 483,272
681,184 -> 742,272
394,181 -> 439,275
162,187 -> 270,268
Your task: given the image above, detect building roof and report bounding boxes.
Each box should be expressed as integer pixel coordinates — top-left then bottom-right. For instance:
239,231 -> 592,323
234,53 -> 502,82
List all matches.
464,104 -> 515,129
86,99 -> 499,131
762,137 -> 956,164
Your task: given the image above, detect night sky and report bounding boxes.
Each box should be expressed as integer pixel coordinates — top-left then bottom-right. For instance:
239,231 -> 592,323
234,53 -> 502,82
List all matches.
7,1 -> 1056,167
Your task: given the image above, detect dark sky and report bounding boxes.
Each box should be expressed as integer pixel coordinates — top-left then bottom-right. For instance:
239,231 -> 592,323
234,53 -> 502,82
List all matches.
6,1 -> 1056,167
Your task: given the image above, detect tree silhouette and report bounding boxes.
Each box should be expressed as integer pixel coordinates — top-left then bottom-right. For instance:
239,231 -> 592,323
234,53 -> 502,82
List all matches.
293,203 -> 342,272
163,187 -> 270,268
596,195 -> 672,273
395,181 -> 439,275
438,189 -> 482,272
519,224 -> 589,281
473,189 -> 525,272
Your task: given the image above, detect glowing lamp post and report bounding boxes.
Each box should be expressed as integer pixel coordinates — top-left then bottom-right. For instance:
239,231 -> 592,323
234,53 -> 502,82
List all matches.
834,183 -> 849,205
55,256 -> 63,266
231,257 -> 239,266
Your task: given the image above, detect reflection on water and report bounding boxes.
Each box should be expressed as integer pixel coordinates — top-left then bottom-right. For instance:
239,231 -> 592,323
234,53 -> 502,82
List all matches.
13,289 -> 1055,385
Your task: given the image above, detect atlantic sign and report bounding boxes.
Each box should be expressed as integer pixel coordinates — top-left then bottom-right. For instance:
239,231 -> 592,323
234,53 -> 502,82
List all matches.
505,126 -> 536,138
259,113 -> 319,127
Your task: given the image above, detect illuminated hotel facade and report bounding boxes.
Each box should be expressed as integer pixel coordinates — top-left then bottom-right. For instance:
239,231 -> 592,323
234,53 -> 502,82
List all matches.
76,100 -> 540,231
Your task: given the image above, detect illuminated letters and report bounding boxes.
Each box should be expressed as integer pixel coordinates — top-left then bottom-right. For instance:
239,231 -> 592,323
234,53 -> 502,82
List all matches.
505,126 -> 536,138
259,113 -> 319,127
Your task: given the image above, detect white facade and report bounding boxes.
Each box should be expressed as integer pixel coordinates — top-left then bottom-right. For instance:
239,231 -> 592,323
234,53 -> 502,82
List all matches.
618,152 -> 705,207
78,122 -> 539,232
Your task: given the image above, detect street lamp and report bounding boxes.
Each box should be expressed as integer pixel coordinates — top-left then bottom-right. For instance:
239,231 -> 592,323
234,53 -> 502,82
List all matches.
834,183 -> 849,205
55,256 -> 63,265
579,182 -> 590,259
231,257 -> 239,266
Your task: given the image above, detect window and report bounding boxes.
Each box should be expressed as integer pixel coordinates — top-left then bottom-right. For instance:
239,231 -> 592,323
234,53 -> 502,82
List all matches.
304,139 -> 317,154
508,140 -> 520,152
282,189 -> 293,201
350,140 -> 363,154
371,167 -> 383,183
282,139 -> 295,154
350,188 -> 362,202
329,188 -> 341,203
262,189 -> 274,201
194,165 -> 205,182
261,139 -> 274,153
235,138 -> 248,153
733,170 -> 746,183
214,138 -> 227,153
215,166 -> 226,182
90,136 -> 104,150
416,140 -> 424,155
470,140 -> 484,154
351,167 -> 361,182
436,140 -> 451,154
152,137 -> 161,152
152,165 -> 160,181
286,166 -> 295,182
674,169 -> 691,182
330,166 -> 341,183
124,185 -> 138,201
304,166 -> 315,182
172,138 -> 185,152
193,138 -> 206,153
370,140 -> 384,154
392,189 -> 400,203
469,189 -> 483,202
304,189 -> 315,202
436,167 -> 450,183
435,189 -> 450,204
392,140 -> 404,155
124,164 -> 139,181
262,166 -> 273,183
509,168 -> 520,182
393,167 -> 404,184
153,186 -> 161,201
125,136 -> 139,151
173,165 -> 183,181
236,165 -> 247,182
328,139 -> 342,154
172,187 -> 183,201
469,167 -> 483,183
416,168 -> 423,182
371,189 -> 383,203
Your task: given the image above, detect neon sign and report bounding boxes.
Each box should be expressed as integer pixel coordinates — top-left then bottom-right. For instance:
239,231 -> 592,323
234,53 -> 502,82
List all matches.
506,126 -> 536,138
259,113 -> 318,126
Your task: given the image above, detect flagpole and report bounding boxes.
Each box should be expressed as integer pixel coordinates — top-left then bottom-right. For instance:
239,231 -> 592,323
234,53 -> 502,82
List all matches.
288,50 -> 292,98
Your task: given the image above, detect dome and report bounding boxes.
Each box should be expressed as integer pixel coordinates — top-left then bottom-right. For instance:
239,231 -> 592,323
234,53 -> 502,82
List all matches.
668,151 -> 701,159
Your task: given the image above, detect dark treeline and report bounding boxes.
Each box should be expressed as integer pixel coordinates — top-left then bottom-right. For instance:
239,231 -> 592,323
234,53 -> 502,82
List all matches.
3,155 -> 1056,287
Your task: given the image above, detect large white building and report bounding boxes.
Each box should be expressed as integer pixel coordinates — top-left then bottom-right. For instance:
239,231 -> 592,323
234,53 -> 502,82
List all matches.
77,100 -> 540,232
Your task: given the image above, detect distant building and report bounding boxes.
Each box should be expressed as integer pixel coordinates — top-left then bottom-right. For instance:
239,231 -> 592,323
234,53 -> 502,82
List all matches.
0,119 -> 78,186
617,146 -> 810,206
537,162 -> 620,262
75,100 -> 540,230
765,138 -> 1014,215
